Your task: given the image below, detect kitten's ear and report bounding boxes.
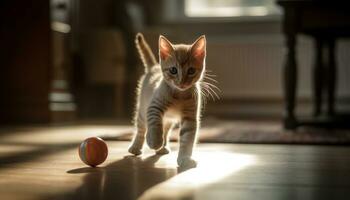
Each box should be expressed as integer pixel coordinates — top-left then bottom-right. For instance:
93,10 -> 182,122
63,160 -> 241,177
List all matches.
159,35 -> 173,60
191,35 -> 206,65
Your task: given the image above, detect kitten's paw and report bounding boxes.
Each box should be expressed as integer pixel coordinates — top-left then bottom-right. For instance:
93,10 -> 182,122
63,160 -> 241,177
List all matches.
177,156 -> 197,168
128,145 -> 142,156
156,146 -> 170,155
146,128 -> 163,150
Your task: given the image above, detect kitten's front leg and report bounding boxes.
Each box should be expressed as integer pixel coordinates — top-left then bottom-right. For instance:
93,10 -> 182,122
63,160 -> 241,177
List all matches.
146,102 -> 165,150
177,118 -> 198,168
156,122 -> 173,155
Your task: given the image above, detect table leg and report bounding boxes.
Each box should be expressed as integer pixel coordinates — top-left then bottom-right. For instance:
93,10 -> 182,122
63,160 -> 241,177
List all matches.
283,34 -> 298,129
313,38 -> 324,117
327,39 -> 336,116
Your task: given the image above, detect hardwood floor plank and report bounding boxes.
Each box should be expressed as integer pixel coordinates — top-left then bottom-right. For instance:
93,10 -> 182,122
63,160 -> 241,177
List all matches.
0,126 -> 350,200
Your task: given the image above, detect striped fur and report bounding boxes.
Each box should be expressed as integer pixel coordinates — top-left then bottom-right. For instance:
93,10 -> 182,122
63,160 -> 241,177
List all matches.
129,33 -> 208,167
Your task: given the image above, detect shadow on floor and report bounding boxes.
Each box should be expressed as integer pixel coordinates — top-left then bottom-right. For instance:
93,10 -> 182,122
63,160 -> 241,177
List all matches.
52,155 -> 180,200
0,142 -> 78,168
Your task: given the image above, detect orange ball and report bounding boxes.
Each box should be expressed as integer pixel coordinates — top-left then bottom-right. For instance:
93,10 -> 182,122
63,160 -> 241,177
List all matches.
79,137 -> 108,167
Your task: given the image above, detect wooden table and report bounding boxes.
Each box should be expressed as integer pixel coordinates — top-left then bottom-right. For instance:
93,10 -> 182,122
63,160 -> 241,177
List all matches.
277,0 -> 350,130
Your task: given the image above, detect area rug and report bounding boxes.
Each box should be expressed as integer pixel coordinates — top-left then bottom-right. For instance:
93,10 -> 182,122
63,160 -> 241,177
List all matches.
101,118 -> 350,145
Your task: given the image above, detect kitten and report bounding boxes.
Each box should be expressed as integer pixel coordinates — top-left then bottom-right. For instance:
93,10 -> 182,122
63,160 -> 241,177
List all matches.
128,33 -> 207,167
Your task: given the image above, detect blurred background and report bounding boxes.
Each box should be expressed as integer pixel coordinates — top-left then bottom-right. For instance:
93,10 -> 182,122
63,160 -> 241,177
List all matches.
1,0 -> 350,124
1,1 -> 350,199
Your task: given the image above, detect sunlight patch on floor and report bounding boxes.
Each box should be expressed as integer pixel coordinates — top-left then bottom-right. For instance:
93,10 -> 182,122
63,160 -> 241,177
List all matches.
140,150 -> 256,200
0,125 -> 132,145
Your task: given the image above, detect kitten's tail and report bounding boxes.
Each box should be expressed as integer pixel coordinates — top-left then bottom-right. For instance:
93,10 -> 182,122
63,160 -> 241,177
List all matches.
135,33 -> 157,72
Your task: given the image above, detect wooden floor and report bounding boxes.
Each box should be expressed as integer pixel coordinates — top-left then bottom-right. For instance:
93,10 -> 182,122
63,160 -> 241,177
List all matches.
0,124 -> 350,200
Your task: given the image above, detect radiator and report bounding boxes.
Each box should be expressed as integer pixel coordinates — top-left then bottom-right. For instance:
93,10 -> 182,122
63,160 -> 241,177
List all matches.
205,34 -> 350,117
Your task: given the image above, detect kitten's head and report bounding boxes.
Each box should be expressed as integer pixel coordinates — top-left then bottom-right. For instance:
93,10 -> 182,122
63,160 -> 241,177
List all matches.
159,35 -> 206,91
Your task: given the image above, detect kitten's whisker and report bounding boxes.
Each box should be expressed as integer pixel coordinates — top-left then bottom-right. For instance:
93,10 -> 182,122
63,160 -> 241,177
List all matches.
202,81 -> 221,92
204,71 -> 217,77
201,86 -> 215,101
199,85 -> 209,100
200,89 -> 209,100
200,90 -> 208,105
205,71 -> 217,77
196,87 -> 206,105
201,81 -> 221,101
204,76 -> 218,83
206,85 -> 220,100
203,85 -> 218,101
196,86 -> 204,98
200,95 -> 206,104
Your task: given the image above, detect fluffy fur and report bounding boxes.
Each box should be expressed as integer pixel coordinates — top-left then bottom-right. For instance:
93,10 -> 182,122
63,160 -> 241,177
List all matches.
128,33 -> 216,167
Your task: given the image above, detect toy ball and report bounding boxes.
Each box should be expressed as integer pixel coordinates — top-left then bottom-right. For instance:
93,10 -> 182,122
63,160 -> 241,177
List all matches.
79,137 -> 108,167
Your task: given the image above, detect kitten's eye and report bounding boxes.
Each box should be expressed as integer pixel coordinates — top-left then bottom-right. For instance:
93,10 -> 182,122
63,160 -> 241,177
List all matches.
188,67 -> 196,75
169,67 -> 177,75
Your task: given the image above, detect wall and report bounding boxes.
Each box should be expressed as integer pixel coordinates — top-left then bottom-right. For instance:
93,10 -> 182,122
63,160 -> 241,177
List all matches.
142,19 -> 350,118
74,0 -> 350,119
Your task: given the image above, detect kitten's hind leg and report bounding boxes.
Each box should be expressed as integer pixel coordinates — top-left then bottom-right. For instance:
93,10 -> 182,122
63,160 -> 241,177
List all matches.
156,122 -> 174,155
128,117 -> 146,156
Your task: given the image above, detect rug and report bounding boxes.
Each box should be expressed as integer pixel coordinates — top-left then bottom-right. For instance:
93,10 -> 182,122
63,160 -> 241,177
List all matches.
101,118 -> 350,145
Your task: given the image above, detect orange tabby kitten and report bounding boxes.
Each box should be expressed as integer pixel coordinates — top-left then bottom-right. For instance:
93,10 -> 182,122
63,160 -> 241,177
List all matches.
128,33 -> 208,167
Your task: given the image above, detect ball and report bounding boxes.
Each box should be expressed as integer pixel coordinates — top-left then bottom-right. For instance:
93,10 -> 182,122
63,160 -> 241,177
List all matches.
79,137 -> 108,167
